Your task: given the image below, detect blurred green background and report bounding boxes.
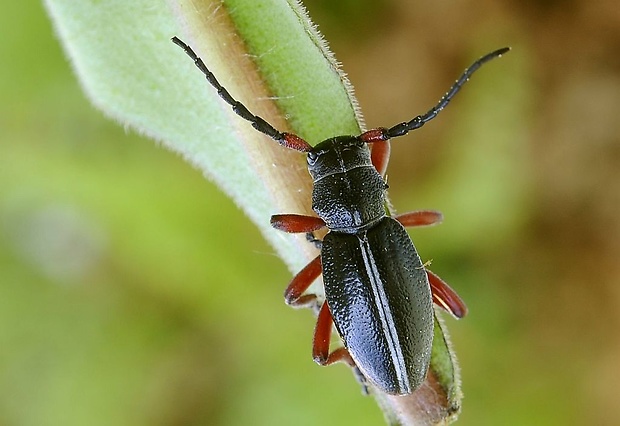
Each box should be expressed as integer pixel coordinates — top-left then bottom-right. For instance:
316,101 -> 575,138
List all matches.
2,1 -> 620,425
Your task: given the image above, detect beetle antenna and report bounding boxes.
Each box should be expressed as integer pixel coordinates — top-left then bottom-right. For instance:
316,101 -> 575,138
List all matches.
171,36 -> 312,152
384,47 -> 510,139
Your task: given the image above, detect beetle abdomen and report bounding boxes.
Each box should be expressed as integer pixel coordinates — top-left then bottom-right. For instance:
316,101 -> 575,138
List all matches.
321,217 -> 434,395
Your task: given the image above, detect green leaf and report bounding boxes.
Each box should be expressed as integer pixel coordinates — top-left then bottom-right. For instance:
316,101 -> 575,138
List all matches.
44,0 -> 463,423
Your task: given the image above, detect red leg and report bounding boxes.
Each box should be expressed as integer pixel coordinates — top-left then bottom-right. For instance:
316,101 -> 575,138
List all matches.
360,128 -> 391,177
271,214 -> 326,233
313,302 -> 356,367
427,269 -> 468,319
395,210 -> 443,227
284,255 -> 322,307
370,140 -> 391,177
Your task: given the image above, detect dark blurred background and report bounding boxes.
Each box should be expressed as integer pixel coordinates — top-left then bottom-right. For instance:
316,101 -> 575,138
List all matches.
2,1 -> 619,425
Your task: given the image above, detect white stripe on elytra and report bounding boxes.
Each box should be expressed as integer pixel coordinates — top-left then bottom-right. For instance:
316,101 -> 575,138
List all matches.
358,233 -> 409,392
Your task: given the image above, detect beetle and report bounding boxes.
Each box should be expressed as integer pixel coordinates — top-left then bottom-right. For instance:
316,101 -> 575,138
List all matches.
172,36 -> 508,395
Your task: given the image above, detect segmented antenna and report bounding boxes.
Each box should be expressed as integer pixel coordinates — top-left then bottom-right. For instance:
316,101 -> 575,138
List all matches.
385,47 -> 510,139
172,36 -> 312,152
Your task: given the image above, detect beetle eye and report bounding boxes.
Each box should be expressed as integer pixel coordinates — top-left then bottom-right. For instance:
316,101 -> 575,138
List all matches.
307,151 -> 318,164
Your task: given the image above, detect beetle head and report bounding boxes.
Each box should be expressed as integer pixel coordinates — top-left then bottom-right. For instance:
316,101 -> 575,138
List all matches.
306,136 -> 371,182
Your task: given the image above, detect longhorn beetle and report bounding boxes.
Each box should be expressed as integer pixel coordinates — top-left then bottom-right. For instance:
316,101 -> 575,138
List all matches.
172,36 -> 508,395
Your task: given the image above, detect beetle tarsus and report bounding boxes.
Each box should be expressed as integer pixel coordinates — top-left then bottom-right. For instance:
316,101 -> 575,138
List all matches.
352,365 -> 370,395
305,232 -> 323,249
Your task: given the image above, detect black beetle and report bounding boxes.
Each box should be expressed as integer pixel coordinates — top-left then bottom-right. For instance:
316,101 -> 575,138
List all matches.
172,36 -> 508,395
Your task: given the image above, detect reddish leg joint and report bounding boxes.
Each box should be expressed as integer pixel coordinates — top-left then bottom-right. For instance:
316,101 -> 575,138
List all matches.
359,128 -> 389,143
395,210 -> 444,227
271,214 -> 326,234
284,255 -> 322,307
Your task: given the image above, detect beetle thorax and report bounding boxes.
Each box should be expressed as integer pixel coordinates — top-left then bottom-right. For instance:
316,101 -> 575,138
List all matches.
307,136 -> 387,234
